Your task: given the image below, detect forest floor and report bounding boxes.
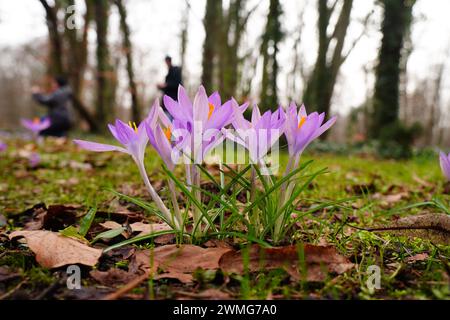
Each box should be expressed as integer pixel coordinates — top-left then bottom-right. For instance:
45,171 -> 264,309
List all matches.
0,136 -> 449,300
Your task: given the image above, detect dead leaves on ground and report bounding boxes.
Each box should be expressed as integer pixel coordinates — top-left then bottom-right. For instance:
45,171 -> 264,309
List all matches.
130,245 -> 232,284
9,230 -> 102,268
219,244 -> 354,282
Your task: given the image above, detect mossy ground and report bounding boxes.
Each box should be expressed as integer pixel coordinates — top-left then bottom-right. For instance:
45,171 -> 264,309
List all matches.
0,136 -> 449,300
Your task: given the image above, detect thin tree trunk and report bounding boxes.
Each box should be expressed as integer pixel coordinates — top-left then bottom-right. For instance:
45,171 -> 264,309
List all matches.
260,0 -> 283,111
94,0 -> 113,127
371,0 -> 415,138
303,0 -> 353,116
115,0 -> 140,122
201,0 -> 222,93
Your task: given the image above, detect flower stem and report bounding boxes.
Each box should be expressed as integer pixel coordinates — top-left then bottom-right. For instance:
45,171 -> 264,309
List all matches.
168,178 -> 183,230
136,160 -> 175,229
274,154 -> 300,243
191,165 -> 203,235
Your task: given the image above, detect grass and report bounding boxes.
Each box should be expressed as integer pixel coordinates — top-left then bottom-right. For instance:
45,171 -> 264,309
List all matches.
0,136 -> 449,300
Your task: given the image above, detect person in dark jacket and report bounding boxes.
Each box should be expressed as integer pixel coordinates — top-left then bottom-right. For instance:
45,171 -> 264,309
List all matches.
157,55 -> 182,102
31,76 -> 74,137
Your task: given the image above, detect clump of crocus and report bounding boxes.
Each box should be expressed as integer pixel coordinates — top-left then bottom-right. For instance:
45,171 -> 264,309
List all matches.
440,151 -> 450,181
74,118 -> 182,230
73,85 -> 337,244
229,104 -> 286,165
21,117 -> 51,139
272,103 -> 336,241
162,86 -> 241,232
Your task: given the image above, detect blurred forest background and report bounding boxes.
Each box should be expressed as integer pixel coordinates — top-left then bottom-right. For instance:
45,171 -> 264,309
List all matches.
0,0 -> 449,155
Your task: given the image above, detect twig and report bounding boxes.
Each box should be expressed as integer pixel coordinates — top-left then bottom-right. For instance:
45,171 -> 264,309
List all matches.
0,278 -> 28,300
102,272 -> 149,300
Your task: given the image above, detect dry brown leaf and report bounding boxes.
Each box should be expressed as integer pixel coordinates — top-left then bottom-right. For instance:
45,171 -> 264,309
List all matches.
100,221 -> 122,230
99,221 -> 171,237
9,230 -> 102,268
368,213 -> 450,245
372,192 -> 409,205
130,245 -> 232,283
90,269 -> 136,286
405,253 -> 429,263
219,244 -> 354,282
129,222 -> 172,236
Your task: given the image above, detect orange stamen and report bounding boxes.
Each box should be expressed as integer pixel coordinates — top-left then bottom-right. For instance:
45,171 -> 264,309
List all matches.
208,103 -> 215,120
33,117 -> 40,124
298,116 -> 306,129
164,127 -> 172,142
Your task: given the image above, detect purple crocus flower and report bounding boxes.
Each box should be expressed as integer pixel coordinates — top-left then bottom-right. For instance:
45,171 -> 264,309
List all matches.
440,151 -> 450,181
227,104 -> 286,164
145,101 -> 189,170
73,119 -> 178,228
21,117 -> 51,135
285,103 -> 337,158
163,85 -> 241,163
74,119 -> 148,164
0,141 -> 6,152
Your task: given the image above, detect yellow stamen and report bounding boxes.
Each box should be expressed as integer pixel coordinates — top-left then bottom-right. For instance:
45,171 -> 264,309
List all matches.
128,121 -> 138,133
164,127 -> 172,142
208,103 -> 215,120
298,116 -> 306,129
33,117 -> 40,124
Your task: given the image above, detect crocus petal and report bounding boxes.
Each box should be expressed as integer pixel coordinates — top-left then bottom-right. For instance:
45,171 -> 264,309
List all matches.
164,95 -> 190,122
208,92 -> 221,109
440,151 -> 450,180
177,85 -> 193,118
108,124 -> 122,143
251,105 -> 262,123
154,125 -> 176,169
193,86 -> 210,126
73,139 -> 128,153
114,119 -> 136,145
237,101 -> 250,114
206,100 -> 234,130
312,115 -> 337,140
137,121 -> 149,148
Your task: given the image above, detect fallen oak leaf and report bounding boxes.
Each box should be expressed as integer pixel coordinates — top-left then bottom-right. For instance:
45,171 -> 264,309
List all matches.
9,230 -> 102,268
367,213 -> 450,245
219,244 -> 354,282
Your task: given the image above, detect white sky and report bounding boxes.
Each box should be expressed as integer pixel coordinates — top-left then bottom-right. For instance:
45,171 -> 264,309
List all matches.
1,0 -> 450,115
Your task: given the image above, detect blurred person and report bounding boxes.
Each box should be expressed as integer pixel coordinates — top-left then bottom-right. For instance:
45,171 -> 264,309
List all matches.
157,55 -> 182,103
31,76 -> 74,137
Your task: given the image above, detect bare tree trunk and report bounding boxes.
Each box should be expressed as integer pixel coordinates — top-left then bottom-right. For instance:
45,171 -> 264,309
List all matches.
94,0 -> 113,128
115,0 -> 140,122
371,0 -> 415,138
260,0 -> 283,111
201,0 -> 223,93
38,0 -> 64,76
303,0 -> 353,116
